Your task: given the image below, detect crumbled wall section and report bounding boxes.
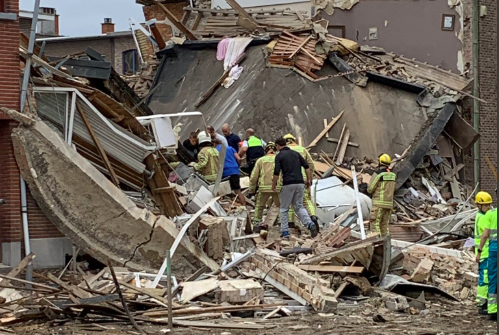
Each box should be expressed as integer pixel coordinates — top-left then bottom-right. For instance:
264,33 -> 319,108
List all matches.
142,2 -> 188,40
478,0 -> 497,202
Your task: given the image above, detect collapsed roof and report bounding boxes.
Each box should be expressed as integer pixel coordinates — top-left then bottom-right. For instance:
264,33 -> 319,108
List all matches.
146,41 -> 457,159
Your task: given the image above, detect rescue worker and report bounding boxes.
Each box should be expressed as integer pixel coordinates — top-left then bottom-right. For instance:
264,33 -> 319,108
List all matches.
475,191 -> 492,315
367,154 -> 396,237
283,134 -> 319,231
248,142 -> 281,232
188,131 -> 219,182
239,129 -> 266,175
477,203 -> 497,321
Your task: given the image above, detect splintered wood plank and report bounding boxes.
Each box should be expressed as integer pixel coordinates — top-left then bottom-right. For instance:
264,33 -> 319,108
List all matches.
335,128 -> 350,165
307,109 -> 345,148
298,265 -> 364,274
333,124 -> 347,162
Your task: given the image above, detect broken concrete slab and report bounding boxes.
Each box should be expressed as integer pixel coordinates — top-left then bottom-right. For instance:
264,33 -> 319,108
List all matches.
393,102 -> 457,189
410,258 -> 434,283
11,120 -> 219,275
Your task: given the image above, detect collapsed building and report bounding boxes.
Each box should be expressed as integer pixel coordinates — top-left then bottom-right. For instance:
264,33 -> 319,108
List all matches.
0,0 -> 495,330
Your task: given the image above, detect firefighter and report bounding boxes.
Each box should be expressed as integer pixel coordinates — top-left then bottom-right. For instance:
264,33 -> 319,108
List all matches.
283,134 -> 319,231
474,191 -> 492,315
477,204 -> 497,321
367,154 -> 396,237
188,131 -> 219,182
248,142 -> 281,232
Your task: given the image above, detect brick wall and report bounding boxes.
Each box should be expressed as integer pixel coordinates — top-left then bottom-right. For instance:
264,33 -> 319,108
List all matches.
42,35 -> 137,75
113,36 -> 139,74
0,0 -> 64,259
142,2 -> 188,40
478,0 -> 497,201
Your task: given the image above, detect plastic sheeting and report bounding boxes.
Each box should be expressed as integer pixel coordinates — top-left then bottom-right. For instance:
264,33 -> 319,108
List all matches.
312,176 -> 372,224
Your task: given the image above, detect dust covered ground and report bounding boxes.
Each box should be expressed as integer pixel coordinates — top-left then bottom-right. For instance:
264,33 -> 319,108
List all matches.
8,299 -> 497,335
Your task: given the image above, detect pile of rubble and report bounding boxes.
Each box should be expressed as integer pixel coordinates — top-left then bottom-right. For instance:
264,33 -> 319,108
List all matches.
4,1 -> 486,331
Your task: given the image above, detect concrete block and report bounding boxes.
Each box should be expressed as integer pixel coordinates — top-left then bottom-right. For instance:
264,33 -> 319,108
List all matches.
30,237 -> 73,269
200,216 -> 230,260
411,258 -> 434,283
217,279 -> 264,303
1,242 -> 21,267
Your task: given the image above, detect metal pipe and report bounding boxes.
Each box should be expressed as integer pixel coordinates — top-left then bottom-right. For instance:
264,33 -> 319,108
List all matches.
351,166 -> 366,240
20,0 -> 41,285
20,178 -> 32,284
473,0 -> 480,185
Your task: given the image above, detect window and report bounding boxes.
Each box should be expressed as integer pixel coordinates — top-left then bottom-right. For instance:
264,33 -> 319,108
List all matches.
328,25 -> 346,38
122,49 -> 138,75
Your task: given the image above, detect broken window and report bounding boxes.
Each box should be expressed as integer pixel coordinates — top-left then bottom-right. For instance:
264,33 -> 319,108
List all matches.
122,49 -> 138,75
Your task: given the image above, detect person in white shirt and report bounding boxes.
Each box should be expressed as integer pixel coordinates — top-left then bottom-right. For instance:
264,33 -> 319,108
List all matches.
207,125 -> 228,148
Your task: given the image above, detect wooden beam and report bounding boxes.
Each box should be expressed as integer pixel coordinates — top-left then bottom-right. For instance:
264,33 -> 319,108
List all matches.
332,123 -> 346,162
486,156 -> 497,181
118,280 -> 179,308
76,101 -> 121,187
0,253 -> 35,287
287,35 -> 312,59
155,1 -> 198,40
195,53 -> 246,107
297,265 -> 364,274
87,94 -> 125,123
307,109 -> 345,148
225,0 -> 262,32
327,137 -> 359,148
335,128 -> 350,165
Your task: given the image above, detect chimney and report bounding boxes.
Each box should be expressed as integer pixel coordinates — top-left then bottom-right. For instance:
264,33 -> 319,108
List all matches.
38,7 -> 59,36
102,18 -> 115,34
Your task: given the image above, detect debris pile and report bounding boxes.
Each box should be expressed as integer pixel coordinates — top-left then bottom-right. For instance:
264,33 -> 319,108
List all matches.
5,0 -> 486,331
122,59 -> 160,98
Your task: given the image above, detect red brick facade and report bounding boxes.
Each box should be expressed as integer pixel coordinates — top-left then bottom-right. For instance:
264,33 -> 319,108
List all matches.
478,0 -> 497,201
0,0 -> 63,264
142,2 -> 188,40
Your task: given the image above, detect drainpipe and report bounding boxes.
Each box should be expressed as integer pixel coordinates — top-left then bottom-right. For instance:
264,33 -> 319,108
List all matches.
20,179 -> 32,283
20,0 -> 41,283
473,0 -> 480,186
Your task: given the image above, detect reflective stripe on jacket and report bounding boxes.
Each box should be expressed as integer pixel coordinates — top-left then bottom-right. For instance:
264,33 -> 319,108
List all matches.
475,211 -> 490,259
249,154 -> 282,193
194,147 -> 219,182
368,171 -> 396,209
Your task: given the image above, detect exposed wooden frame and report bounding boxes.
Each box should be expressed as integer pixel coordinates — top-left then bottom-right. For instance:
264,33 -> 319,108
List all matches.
76,100 -> 121,187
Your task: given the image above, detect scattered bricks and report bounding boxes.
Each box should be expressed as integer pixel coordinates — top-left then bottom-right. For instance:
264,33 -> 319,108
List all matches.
217,279 -> 264,304
460,287 -> 470,300
410,258 -> 434,283
200,216 -> 230,261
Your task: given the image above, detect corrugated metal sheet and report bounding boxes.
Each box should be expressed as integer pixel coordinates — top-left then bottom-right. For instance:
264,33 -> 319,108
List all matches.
35,92 -> 152,174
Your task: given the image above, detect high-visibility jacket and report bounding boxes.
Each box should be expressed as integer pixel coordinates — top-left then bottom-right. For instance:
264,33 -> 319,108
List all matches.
486,208 -> 498,246
475,211 -> 490,260
368,169 -> 396,209
246,136 -> 265,163
249,154 -> 281,193
289,144 -> 315,178
194,146 -> 219,182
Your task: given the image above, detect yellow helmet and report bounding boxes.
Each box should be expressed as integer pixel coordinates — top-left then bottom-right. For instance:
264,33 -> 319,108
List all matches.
475,191 -> 493,205
265,142 -> 277,153
379,154 -> 392,166
283,133 -> 296,144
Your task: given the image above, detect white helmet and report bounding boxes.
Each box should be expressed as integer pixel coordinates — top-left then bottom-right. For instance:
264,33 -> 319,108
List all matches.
197,131 -> 211,145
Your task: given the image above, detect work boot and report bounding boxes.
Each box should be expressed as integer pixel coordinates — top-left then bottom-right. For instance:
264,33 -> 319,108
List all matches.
487,314 -> 497,321
308,222 -> 318,238
311,215 -> 320,233
281,231 -> 290,240
479,306 -> 488,315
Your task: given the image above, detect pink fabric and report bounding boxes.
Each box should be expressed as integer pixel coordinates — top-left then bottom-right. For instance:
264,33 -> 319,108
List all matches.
217,38 -> 231,61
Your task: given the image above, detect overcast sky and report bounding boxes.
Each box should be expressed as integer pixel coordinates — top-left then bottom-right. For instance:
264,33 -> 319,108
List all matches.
20,0 -> 145,37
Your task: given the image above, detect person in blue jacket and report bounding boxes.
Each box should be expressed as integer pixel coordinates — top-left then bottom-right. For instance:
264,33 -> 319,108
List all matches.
214,138 -> 246,206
